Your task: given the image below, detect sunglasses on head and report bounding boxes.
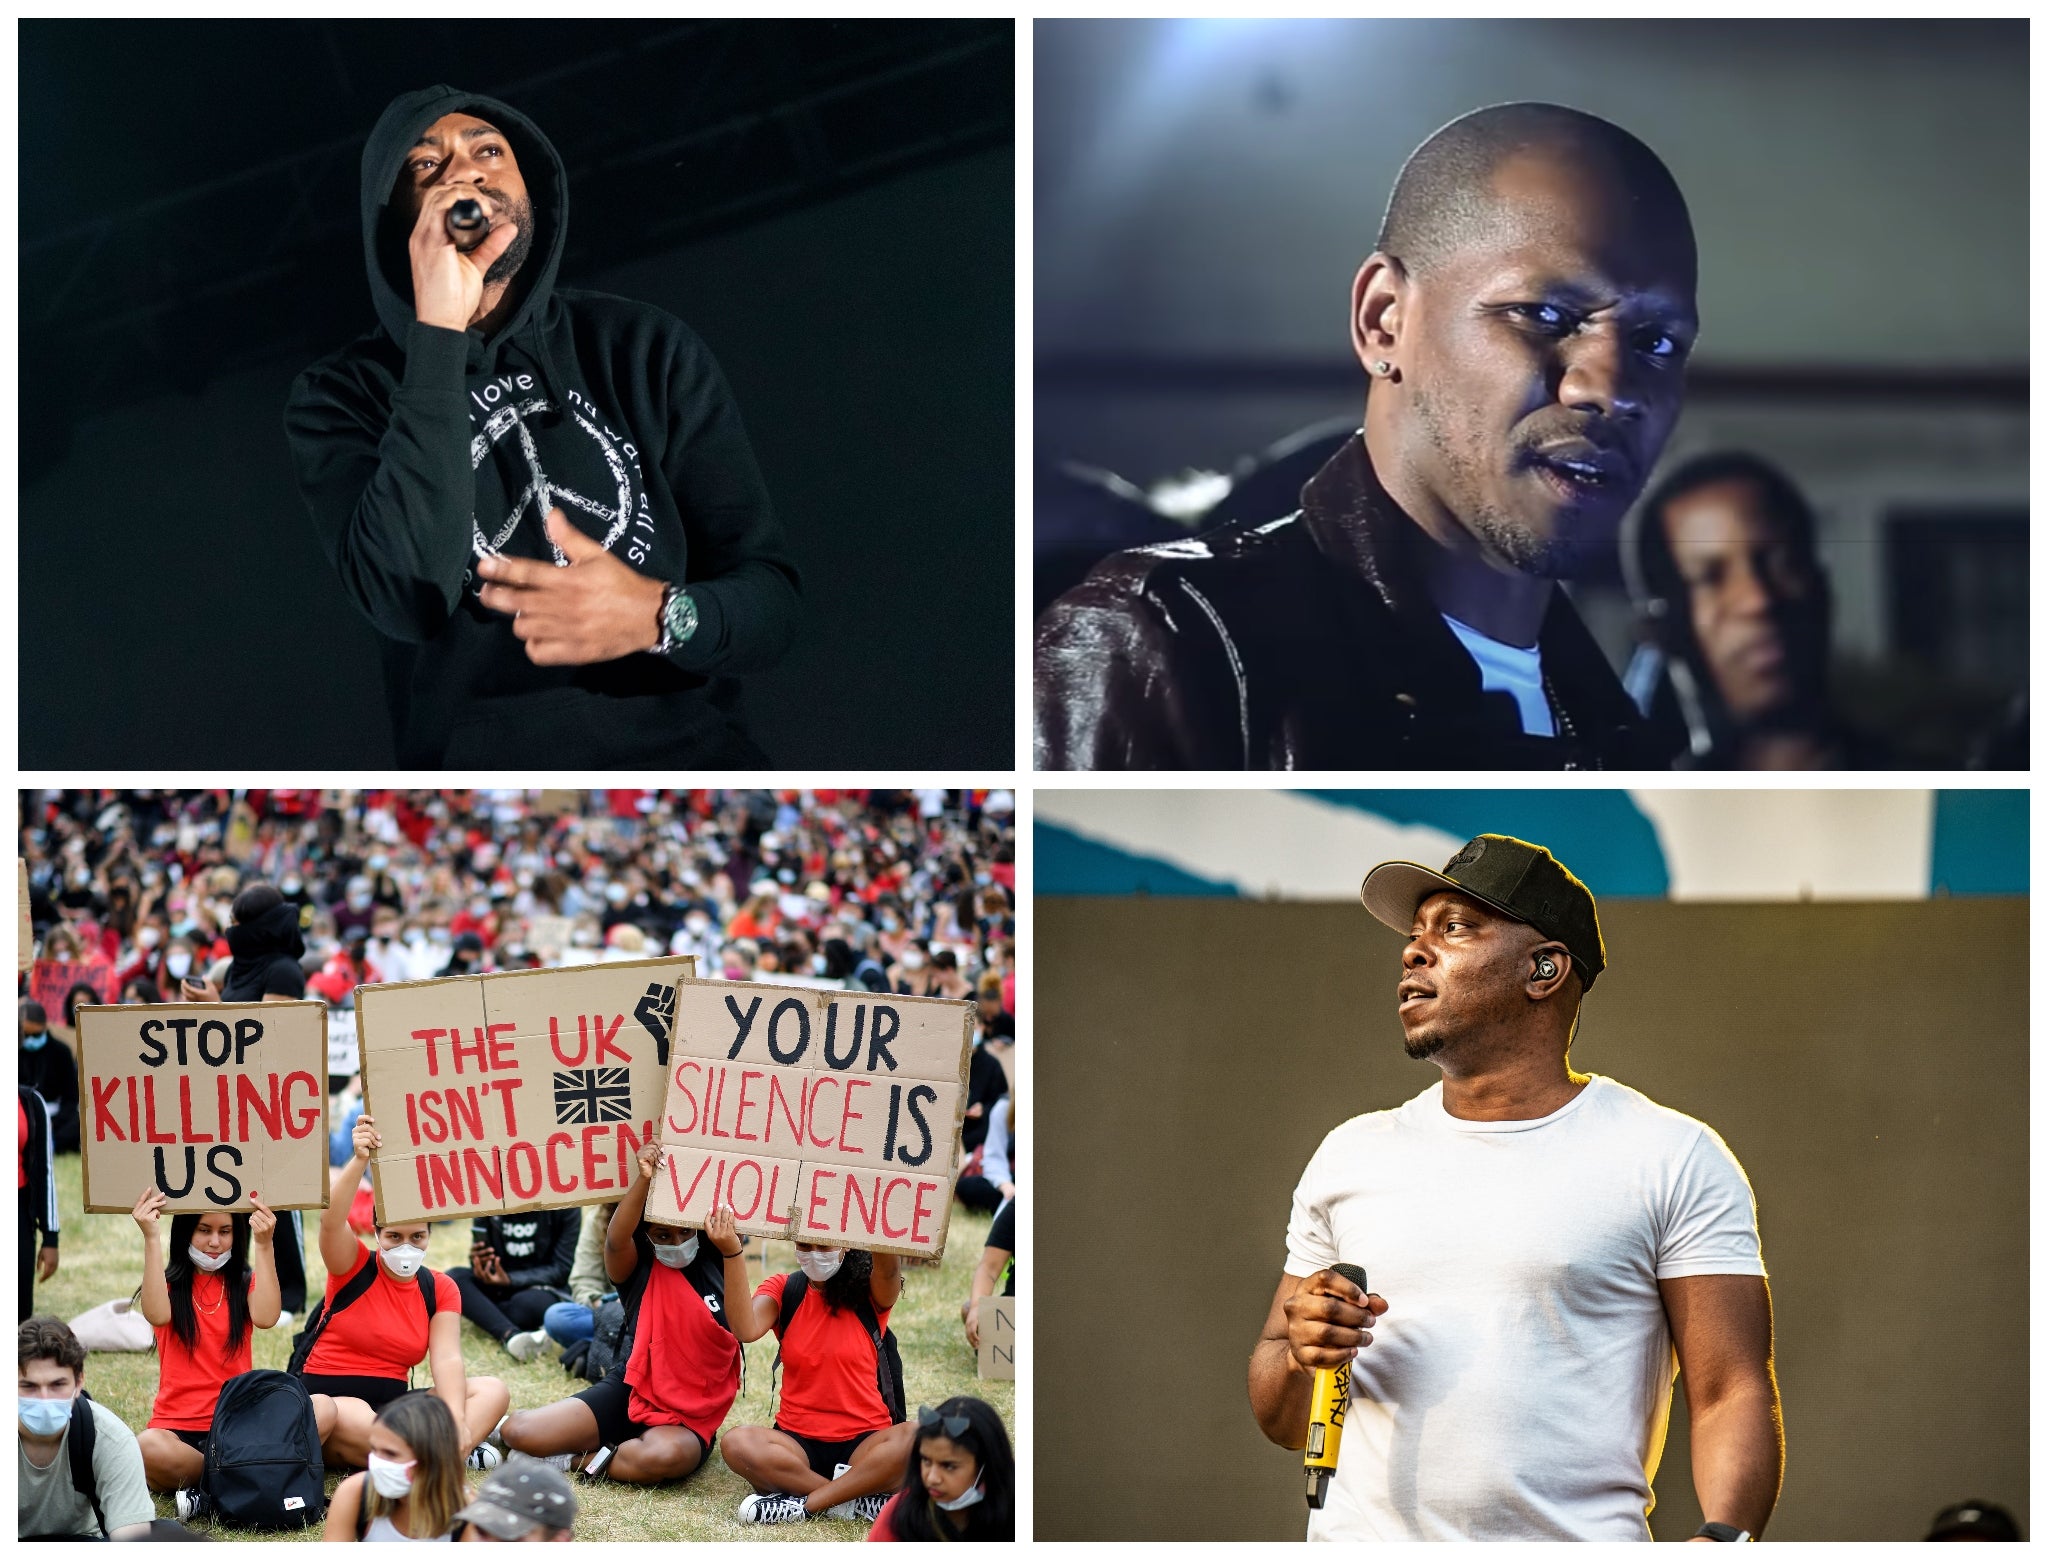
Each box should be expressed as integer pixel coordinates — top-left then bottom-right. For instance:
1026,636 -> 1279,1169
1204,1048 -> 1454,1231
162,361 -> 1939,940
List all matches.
917,1406 -> 970,1438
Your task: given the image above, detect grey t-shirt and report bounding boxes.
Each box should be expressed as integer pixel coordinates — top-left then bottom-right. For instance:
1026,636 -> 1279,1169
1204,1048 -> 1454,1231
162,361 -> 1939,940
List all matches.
18,1399 -> 155,1537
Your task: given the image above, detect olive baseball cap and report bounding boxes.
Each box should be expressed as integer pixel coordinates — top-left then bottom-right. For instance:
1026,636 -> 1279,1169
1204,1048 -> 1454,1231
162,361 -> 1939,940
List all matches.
1359,834 -> 1606,988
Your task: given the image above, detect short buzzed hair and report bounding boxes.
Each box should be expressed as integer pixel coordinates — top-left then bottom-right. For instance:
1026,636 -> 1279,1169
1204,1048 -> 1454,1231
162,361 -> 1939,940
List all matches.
1376,102 -> 1692,278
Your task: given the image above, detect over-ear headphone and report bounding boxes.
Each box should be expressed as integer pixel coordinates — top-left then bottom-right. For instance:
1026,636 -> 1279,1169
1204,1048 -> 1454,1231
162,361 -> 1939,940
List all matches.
1535,956 -> 1558,980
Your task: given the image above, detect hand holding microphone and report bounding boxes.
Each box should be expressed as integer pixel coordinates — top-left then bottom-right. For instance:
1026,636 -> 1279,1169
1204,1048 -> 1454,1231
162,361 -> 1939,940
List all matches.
1286,1262 -> 1386,1509
409,184 -> 519,333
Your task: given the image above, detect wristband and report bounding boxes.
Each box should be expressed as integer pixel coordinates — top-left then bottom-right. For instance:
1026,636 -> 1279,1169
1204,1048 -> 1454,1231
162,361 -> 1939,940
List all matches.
1695,1522 -> 1751,1542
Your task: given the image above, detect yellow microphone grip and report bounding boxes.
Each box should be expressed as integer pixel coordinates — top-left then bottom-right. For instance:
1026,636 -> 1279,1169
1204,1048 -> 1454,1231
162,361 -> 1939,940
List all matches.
1304,1261 -> 1366,1509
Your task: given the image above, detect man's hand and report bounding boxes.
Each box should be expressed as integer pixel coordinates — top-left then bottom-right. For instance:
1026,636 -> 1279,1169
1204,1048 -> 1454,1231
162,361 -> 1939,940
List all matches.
410,183 -> 520,332
477,509 -> 667,666
36,1245 -> 58,1283
1283,1267 -> 1388,1373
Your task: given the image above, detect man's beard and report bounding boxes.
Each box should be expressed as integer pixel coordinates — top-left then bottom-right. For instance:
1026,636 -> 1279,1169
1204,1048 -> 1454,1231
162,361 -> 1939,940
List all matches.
1411,384 -> 1598,580
1402,1028 -> 1447,1062
484,191 -> 537,286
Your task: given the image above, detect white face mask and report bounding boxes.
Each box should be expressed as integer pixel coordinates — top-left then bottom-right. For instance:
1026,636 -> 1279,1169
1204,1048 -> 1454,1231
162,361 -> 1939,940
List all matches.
797,1249 -> 844,1282
935,1480 -> 986,1513
188,1243 -> 232,1273
165,950 -> 193,979
381,1244 -> 427,1280
138,926 -> 162,950
366,1453 -> 416,1500
652,1236 -> 699,1269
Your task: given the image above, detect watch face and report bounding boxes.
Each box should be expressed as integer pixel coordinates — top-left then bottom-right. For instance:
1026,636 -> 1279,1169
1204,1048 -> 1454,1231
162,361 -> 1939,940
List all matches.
666,588 -> 700,644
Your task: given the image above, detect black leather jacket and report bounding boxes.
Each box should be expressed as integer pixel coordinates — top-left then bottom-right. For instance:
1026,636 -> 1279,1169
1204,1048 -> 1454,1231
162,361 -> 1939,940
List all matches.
1034,435 -> 1659,770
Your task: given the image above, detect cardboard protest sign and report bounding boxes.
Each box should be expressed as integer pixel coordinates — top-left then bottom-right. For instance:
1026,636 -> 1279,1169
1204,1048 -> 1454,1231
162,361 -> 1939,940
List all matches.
977,1297 -> 1016,1380
77,1001 -> 330,1213
327,1008 -> 359,1079
358,956 -> 694,1225
644,982 -> 974,1259
523,915 -> 575,956
31,957 -> 115,1034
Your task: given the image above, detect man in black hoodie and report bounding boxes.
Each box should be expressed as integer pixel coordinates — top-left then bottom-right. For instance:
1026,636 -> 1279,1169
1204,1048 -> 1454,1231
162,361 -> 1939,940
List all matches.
287,86 -> 801,767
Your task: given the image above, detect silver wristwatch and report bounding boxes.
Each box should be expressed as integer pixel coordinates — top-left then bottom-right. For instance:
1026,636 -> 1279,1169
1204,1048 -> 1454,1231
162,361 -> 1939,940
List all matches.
652,582 -> 699,654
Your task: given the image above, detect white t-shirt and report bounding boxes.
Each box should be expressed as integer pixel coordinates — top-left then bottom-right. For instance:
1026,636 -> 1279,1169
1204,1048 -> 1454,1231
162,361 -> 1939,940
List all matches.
1442,614 -> 1555,737
1284,1074 -> 1764,1541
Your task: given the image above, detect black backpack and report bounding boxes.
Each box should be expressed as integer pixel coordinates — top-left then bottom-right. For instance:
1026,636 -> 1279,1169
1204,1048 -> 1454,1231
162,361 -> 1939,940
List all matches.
202,1370 -> 326,1529
288,1256 -> 438,1376
58,1388 -> 108,1538
563,1296 -> 629,1384
773,1274 -> 907,1425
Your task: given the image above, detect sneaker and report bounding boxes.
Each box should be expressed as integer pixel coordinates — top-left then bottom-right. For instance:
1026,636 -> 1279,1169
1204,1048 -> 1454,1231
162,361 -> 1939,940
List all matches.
467,1442 -> 502,1472
505,1328 -> 557,1363
174,1488 -> 212,1523
487,1414 -> 510,1452
737,1493 -> 810,1525
275,1310 -> 294,1330
823,1493 -> 888,1524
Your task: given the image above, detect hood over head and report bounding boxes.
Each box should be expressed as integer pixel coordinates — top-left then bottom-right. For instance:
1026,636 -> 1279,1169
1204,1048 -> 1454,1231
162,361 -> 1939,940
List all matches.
359,84 -> 568,374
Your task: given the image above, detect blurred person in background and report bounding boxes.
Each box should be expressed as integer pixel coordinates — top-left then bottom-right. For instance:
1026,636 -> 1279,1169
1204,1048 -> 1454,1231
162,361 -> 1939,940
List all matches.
1926,1500 -> 2021,1541
19,1086 -> 61,1318
18,1002 -> 79,1155
1622,452 -> 1893,769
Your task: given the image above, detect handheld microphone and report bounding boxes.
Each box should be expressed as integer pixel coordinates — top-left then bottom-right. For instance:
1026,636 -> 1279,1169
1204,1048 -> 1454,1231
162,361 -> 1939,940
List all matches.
446,199 -> 488,253
1304,1262 -> 1367,1510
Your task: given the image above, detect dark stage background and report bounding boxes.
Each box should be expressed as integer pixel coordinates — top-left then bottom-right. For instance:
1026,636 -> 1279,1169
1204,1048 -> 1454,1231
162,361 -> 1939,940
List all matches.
1036,896 -> 2028,1541
21,20 -> 1013,767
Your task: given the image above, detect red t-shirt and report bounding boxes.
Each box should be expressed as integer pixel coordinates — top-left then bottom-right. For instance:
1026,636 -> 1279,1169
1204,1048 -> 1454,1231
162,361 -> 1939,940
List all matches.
621,1260 -> 741,1442
18,1098 -> 28,1189
303,1245 -> 461,1379
759,1272 -> 894,1441
865,1489 -> 909,1540
149,1271 -> 253,1430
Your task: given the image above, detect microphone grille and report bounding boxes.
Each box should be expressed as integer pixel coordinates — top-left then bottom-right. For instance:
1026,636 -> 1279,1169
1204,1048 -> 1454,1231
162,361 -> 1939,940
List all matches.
1330,1262 -> 1367,1289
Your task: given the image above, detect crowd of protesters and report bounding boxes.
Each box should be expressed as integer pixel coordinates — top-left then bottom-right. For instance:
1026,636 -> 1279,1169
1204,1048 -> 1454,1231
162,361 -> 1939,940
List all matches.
18,789 -> 1017,1541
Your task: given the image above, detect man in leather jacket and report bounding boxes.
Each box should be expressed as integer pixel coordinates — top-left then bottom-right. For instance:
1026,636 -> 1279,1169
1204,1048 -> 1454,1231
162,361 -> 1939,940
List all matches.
1035,102 -> 1699,770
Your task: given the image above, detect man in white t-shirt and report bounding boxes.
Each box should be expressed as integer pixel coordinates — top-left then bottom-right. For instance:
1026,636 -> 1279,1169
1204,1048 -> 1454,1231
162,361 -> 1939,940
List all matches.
1248,834 -> 1781,1541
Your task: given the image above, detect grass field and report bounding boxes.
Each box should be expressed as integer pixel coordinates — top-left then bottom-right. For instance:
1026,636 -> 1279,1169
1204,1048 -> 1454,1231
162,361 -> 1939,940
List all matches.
30,1151 -> 1011,1542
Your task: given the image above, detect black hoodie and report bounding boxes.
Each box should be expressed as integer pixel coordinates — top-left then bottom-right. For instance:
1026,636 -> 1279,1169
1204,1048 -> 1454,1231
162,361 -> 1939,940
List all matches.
286,85 -> 801,766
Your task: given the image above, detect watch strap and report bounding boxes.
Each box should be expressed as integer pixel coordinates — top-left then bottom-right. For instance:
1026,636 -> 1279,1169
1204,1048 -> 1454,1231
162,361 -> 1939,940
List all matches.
1695,1522 -> 1751,1542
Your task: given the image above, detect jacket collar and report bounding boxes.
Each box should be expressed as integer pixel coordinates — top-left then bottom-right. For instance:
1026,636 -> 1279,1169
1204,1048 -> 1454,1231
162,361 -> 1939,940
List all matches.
1293,433 -> 1635,733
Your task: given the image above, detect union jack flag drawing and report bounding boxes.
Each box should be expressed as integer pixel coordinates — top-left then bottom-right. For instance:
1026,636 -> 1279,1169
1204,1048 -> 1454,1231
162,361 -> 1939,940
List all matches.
554,1067 -> 633,1126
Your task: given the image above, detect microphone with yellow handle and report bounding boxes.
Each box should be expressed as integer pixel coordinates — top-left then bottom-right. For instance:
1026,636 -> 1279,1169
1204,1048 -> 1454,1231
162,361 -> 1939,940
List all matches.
1304,1262 -> 1367,1510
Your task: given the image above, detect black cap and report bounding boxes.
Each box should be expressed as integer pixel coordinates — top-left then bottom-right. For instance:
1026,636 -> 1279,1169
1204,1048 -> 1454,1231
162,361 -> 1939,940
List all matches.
1360,834 -> 1606,989
452,1453 -> 579,1540
1927,1501 -> 2021,1541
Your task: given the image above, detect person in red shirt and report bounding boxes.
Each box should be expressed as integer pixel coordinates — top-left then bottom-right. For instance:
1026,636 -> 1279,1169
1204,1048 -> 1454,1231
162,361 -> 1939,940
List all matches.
305,1116 -> 511,1469
131,1187 -> 283,1491
865,1397 -> 1015,1542
500,1143 -> 743,1484
721,1240 -> 914,1526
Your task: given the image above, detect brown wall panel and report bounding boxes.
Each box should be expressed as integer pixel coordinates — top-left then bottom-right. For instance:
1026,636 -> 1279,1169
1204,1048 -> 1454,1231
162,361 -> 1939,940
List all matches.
1036,897 -> 2026,1541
